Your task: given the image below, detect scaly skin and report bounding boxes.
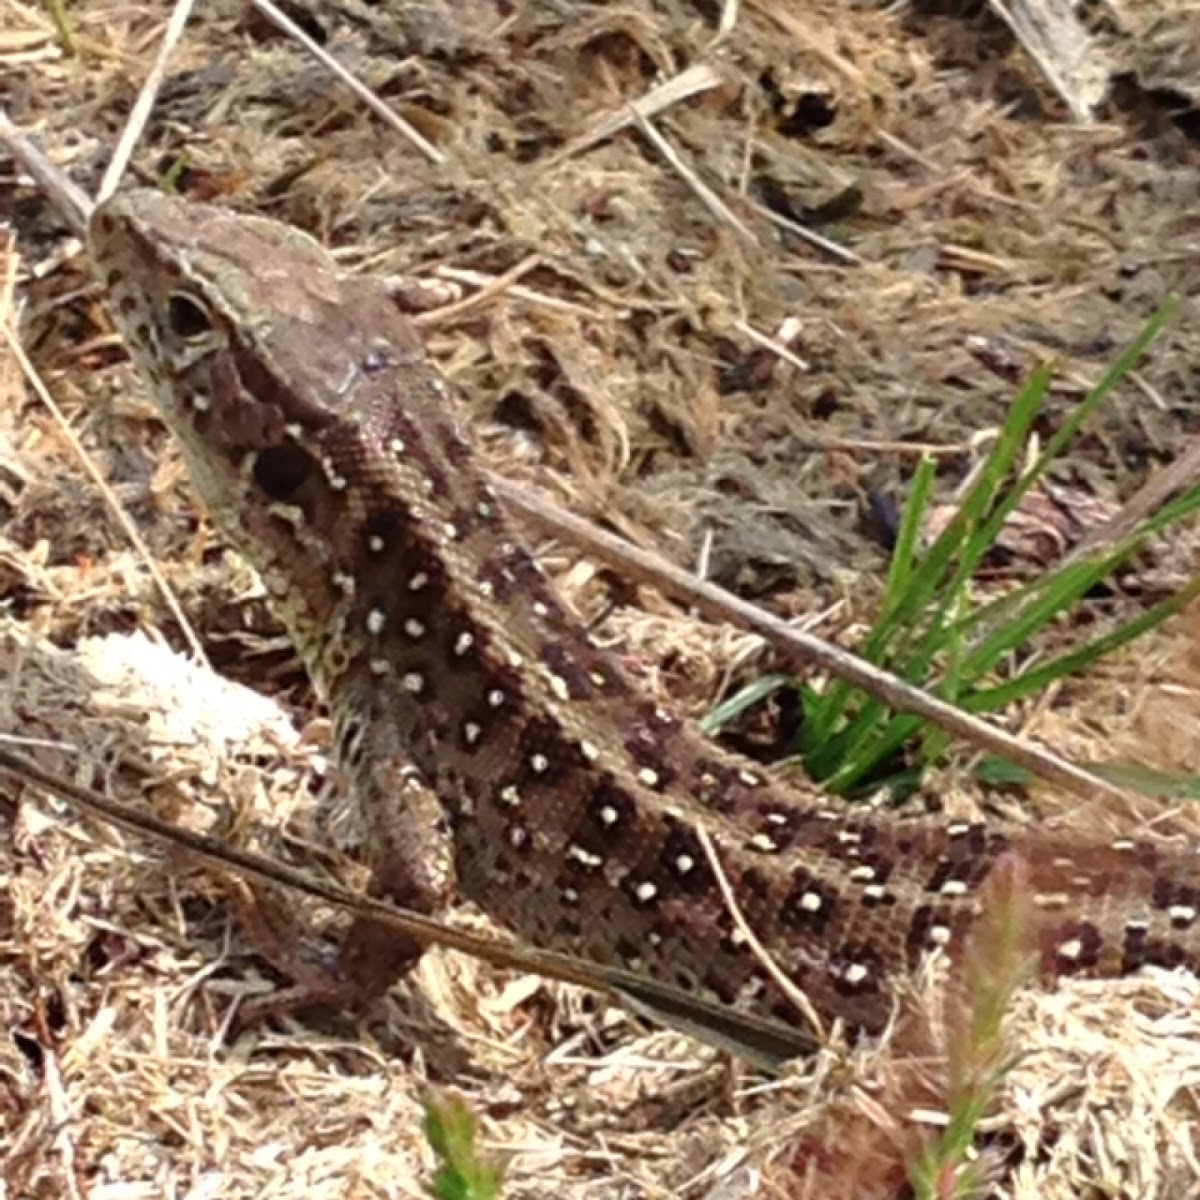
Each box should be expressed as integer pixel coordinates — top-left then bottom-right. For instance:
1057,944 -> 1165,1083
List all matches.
88,188 -> 1200,1039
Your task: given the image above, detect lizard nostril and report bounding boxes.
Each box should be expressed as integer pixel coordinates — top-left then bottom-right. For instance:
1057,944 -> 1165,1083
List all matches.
253,444 -> 313,500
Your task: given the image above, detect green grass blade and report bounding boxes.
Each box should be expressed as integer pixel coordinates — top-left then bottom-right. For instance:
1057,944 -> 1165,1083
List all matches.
799,300 -> 1179,795
968,297 -> 1178,558
884,455 -> 939,604
896,363 -> 1055,618
956,473 -> 1200,687
42,0 -> 78,55
802,459 -> 933,753
836,555 -> 1200,790
825,710 -> 923,792
947,482 -> 1200,657
1086,762 -> 1200,799
424,1093 -> 504,1200
951,530 -> 1143,688
1031,297 -> 1178,470
962,571 -> 1200,714
699,674 -> 793,737
805,373 -> 1050,761
859,366 -> 1056,716
923,300 -> 1181,686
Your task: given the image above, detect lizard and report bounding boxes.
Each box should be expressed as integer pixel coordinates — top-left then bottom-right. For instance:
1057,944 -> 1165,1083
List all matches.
85,187 -> 1200,1044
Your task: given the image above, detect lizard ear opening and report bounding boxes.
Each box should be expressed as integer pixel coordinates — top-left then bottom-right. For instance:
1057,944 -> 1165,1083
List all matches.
167,292 -> 214,340
253,444 -> 313,501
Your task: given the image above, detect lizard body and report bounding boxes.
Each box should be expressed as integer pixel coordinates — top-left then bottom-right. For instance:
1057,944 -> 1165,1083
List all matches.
88,189 -> 1200,1041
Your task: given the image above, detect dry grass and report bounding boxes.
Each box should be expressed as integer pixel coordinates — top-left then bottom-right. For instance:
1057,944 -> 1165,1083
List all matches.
3,0 -> 1200,1195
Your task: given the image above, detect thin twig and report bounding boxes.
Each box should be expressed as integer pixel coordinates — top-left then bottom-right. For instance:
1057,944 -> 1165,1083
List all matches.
413,254 -> 543,327
716,0 -> 740,39
0,742 -> 814,1068
489,473 -> 1133,806
428,265 -> 603,321
542,62 -> 726,168
99,0 -> 200,202
0,108 -> 90,235
734,318 -> 810,373
1066,433 -> 1200,565
245,0 -> 445,166
745,196 -> 864,266
2,316 -> 210,666
787,435 -> 971,457
628,105 -> 759,246
694,822 -> 826,1038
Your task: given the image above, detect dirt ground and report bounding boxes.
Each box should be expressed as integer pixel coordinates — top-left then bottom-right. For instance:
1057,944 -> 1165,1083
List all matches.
2,1 -> 1200,1196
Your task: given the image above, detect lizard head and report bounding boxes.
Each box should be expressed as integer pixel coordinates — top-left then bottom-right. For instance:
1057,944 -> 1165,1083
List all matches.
86,188 -> 486,699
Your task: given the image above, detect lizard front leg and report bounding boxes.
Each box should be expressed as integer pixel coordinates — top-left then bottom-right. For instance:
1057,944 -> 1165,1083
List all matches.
336,754 -> 457,1002
236,747 -> 456,1025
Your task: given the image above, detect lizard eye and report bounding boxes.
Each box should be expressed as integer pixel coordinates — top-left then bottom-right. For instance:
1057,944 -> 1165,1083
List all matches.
166,292 -> 214,340
253,444 -> 313,500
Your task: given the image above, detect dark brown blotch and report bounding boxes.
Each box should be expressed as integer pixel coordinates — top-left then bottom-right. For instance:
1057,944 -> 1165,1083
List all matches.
361,506 -> 409,553
923,857 -> 959,893
451,506 -> 485,541
359,511 -> 450,622
694,763 -> 760,817
829,944 -> 886,997
375,406 -> 450,496
472,658 -> 525,713
702,964 -> 741,1005
1152,878 -> 1199,911
478,543 -> 540,604
1053,919 -> 1103,973
856,850 -> 895,885
739,866 -> 771,900
904,903 -> 953,964
747,806 -> 817,855
540,641 -> 594,701
779,869 -> 837,935
943,825 -> 1009,879
657,821 -> 712,896
646,706 -> 681,734
624,726 -> 675,790
1144,939 -> 1191,971
514,715 -> 588,786
1121,923 -> 1149,973
615,935 -> 642,965
572,776 -> 639,853
553,910 -> 583,940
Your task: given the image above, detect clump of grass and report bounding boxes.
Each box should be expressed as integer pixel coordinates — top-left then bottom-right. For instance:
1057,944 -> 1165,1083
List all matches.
704,297 -> 1200,797
423,1092 -> 505,1200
